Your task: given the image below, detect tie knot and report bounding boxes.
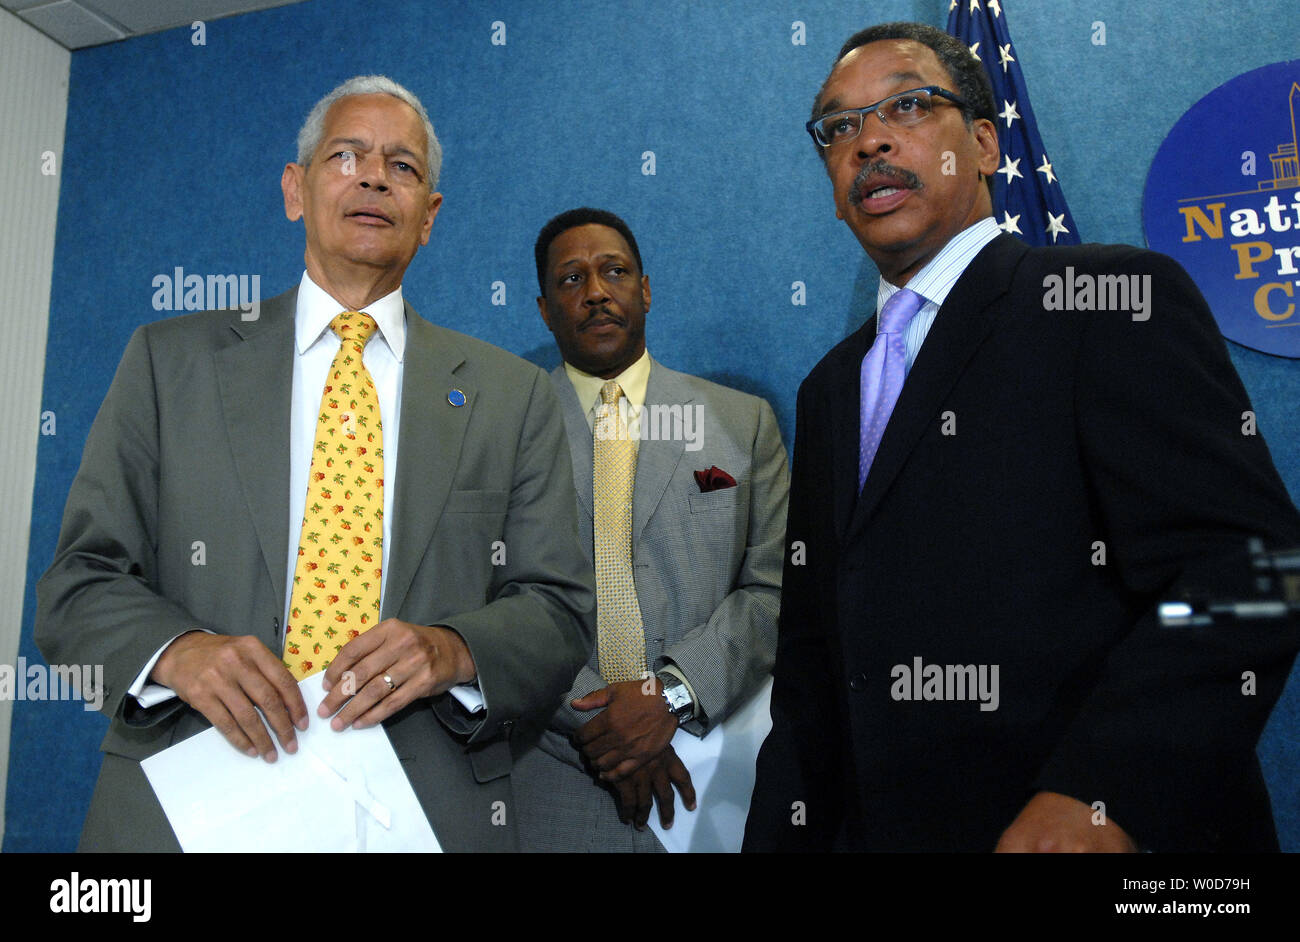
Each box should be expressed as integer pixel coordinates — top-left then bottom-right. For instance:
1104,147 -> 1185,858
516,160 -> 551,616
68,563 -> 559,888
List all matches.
878,289 -> 925,335
600,380 -> 624,407
331,311 -> 379,348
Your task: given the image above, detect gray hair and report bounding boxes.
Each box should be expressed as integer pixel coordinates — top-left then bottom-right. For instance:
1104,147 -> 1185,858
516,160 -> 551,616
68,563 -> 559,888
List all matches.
295,75 -> 443,190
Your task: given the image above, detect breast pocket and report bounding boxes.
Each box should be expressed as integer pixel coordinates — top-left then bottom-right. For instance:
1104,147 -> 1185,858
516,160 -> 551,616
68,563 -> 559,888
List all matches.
687,481 -> 746,514
678,483 -> 748,581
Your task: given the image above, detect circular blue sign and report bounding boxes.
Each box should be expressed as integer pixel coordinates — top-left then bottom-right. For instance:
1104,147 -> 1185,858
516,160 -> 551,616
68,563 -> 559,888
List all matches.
1143,60 -> 1300,358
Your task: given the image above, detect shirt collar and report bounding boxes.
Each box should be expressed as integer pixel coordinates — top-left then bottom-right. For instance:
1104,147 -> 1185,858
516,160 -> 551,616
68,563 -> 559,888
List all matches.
295,270 -> 407,361
564,347 -> 652,416
876,216 -> 1004,315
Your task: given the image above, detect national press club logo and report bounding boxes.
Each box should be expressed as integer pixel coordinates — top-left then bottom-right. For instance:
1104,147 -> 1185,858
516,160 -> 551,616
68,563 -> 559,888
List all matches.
1143,60 -> 1300,358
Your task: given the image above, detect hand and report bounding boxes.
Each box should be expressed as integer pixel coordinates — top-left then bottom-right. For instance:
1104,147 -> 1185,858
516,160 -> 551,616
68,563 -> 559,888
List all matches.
316,619 -> 476,730
995,790 -> 1138,852
571,677 -> 679,781
611,745 -> 697,830
152,631 -> 308,763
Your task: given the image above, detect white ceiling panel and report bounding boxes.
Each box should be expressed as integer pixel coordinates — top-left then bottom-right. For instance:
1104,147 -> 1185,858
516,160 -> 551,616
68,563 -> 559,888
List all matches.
7,0 -> 307,49
0,0 -> 57,12
15,1 -> 124,48
84,0 -> 303,34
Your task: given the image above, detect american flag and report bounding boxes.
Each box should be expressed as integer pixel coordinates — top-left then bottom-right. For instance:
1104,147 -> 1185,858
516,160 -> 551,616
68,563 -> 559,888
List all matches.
946,0 -> 1081,245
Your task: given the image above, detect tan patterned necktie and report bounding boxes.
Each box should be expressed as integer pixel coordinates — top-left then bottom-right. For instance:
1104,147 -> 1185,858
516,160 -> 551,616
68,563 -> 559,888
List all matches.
593,380 -> 647,683
283,312 -> 384,680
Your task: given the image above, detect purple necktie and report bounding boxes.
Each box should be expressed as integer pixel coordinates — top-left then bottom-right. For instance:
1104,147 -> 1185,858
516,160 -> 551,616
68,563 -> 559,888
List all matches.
859,288 -> 925,490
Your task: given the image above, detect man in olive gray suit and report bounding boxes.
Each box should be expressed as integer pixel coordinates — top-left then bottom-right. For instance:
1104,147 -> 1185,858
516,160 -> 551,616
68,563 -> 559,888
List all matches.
511,208 -> 789,851
35,77 -> 594,852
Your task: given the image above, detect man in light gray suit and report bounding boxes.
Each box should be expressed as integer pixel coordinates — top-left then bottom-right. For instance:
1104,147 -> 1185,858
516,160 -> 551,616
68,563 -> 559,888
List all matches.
35,77 -> 594,852
511,208 -> 789,851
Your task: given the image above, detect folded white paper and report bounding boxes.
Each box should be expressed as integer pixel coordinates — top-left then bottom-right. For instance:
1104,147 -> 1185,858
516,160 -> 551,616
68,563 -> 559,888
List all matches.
141,672 -> 442,852
649,675 -> 774,853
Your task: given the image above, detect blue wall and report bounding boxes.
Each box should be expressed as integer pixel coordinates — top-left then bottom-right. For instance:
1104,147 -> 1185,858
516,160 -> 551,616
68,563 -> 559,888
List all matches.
9,0 -> 1299,851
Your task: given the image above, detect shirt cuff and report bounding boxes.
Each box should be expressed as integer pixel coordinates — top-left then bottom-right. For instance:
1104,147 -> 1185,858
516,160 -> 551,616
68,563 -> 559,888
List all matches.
129,629 -> 213,708
448,684 -> 485,714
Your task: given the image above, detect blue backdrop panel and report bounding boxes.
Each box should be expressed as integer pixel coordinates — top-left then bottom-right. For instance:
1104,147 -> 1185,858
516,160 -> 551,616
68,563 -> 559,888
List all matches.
9,0 -> 1298,851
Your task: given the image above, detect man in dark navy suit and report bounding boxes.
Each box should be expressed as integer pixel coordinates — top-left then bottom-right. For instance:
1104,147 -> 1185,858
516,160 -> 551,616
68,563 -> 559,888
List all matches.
745,22 -> 1300,852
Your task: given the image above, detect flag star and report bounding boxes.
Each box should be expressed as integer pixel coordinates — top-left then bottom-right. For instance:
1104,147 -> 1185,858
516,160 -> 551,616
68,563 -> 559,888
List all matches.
989,0 -> 1002,15
1046,212 -> 1070,243
969,41 -> 981,62
997,155 -> 1023,183
998,99 -> 1020,127
998,211 -> 1022,235
1037,155 -> 1057,185
969,0 -> 982,13
998,43 -> 1016,72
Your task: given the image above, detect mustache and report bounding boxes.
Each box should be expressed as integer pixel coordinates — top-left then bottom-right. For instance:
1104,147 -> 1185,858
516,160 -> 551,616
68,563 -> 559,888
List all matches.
580,305 -> 626,329
849,162 -> 922,207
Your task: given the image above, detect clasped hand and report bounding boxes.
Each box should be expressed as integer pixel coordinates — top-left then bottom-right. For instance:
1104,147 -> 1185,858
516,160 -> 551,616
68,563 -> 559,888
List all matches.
571,677 -> 696,829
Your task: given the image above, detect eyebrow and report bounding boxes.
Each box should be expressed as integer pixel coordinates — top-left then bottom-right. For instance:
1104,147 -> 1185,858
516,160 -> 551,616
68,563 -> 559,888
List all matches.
384,145 -> 424,166
819,71 -> 930,117
322,136 -> 368,154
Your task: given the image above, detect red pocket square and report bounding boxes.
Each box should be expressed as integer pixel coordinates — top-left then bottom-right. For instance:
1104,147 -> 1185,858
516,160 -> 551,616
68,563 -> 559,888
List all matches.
694,466 -> 737,492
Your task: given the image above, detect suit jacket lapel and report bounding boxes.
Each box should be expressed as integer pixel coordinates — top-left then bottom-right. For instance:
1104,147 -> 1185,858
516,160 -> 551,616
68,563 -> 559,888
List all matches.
214,289 -> 295,619
846,234 -> 1027,544
831,323 -> 876,545
550,364 -> 595,521
633,357 -> 689,548
382,304 -> 475,618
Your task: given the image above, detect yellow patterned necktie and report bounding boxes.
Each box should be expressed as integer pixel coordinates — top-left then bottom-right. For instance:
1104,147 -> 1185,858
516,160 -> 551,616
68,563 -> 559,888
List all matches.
283,312 -> 384,680
593,380 -> 647,683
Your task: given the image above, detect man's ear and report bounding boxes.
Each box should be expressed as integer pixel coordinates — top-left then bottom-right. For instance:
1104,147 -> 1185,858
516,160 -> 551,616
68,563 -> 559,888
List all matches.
640,274 -> 651,311
536,294 -> 552,330
418,191 -> 443,247
281,163 -> 305,222
972,118 -> 1000,179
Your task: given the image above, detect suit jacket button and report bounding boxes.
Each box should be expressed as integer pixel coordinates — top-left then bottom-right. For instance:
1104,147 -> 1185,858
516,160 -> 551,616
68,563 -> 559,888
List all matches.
848,672 -> 867,692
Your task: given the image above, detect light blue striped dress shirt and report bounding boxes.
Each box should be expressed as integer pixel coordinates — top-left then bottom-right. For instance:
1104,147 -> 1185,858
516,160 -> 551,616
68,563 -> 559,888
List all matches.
875,216 -> 1005,374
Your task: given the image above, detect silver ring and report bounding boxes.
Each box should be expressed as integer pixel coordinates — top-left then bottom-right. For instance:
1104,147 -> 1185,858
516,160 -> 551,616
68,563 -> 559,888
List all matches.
383,674 -> 396,691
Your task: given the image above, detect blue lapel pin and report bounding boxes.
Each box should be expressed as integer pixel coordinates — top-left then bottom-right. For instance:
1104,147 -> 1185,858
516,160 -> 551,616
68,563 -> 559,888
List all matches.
448,388 -> 466,407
